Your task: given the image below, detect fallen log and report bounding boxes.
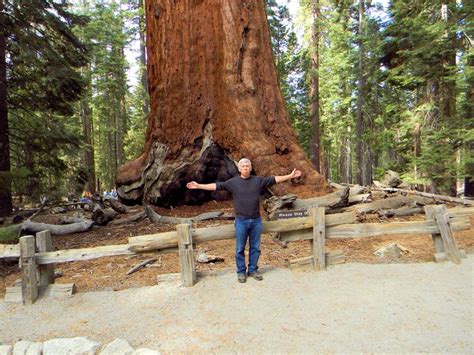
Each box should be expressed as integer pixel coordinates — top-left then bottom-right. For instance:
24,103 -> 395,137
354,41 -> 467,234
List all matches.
12,209 -> 38,222
264,187 -> 367,218
381,170 -> 402,187
263,195 -> 297,218
110,211 -> 147,225
329,182 -> 367,196
373,187 -> 474,206
347,195 -> 434,215
92,207 -> 118,226
105,198 -> 129,214
145,204 -> 223,224
377,206 -> 424,218
60,216 -> 87,224
289,190 -> 370,212
21,219 -> 94,235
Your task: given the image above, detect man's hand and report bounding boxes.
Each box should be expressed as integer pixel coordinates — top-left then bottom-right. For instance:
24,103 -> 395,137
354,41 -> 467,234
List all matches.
186,181 -> 217,191
186,181 -> 199,189
290,168 -> 302,179
275,168 -> 303,183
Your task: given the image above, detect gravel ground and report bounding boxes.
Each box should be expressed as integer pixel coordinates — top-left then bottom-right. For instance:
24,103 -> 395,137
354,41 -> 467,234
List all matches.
1,256 -> 473,353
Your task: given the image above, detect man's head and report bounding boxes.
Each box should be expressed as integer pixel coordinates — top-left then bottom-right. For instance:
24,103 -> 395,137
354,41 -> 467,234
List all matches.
238,158 -> 252,178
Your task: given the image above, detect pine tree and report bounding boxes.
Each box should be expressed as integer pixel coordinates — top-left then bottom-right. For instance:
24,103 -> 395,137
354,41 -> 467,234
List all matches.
1,0 -> 88,213
382,0 -> 469,195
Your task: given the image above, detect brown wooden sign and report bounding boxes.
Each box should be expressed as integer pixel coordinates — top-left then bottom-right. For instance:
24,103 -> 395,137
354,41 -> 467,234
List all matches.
274,209 -> 309,220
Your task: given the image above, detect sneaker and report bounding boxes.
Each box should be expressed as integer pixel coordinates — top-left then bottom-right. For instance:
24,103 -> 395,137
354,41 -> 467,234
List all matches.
247,271 -> 263,281
237,273 -> 247,283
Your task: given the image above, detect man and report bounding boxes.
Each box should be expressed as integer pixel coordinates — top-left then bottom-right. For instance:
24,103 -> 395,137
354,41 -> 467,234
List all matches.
186,158 -> 301,283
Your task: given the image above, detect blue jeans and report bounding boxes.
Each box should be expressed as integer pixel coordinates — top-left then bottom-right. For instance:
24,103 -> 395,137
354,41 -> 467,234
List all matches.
234,217 -> 262,275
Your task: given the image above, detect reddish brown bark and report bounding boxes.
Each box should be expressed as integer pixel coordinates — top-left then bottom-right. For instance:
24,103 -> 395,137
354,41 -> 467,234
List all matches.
117,0 -> 329,207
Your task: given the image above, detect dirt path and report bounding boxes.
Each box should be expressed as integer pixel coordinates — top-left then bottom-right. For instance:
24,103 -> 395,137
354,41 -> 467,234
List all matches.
1,256 -> 472,353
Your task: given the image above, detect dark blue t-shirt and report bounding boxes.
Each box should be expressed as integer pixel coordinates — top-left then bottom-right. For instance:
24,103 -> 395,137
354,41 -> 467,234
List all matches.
216,175 -> 276,219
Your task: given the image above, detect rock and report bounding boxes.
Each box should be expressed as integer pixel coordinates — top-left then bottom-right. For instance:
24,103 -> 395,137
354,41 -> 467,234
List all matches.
13,340 -> 32,355
100,338 -> 134,355
374,243 -> 410,258
0,345 -> 13,355
43,337 -> 100,355
132,349 -> 161,355
25,343 -> 42,355
196,250 -> 209,263
196,249 -> 224,263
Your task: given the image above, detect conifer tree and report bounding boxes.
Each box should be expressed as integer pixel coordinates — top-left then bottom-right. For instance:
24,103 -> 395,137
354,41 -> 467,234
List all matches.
1,0 -> 87,214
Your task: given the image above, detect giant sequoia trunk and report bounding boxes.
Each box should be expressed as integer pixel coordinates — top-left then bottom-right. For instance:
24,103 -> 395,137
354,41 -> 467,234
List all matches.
116,0 -> 328,207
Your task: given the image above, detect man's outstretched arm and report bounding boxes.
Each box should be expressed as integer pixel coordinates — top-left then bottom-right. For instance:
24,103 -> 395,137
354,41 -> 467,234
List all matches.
186,181 -> 217,191
275,168 -> 302,183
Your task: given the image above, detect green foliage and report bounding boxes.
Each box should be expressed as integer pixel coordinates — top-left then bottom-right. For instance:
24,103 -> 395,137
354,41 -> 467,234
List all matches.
266,0 -> 310,152
266,0 -> 470,194
124,83 -> 147,160
4,0 -> 89,203
5,0 -> 88,113
74,0 -> 142,190
0,224 -> 21,243
379,0 -> 470,194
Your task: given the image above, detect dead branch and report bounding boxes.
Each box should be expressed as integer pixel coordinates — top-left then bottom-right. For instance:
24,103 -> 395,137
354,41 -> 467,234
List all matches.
272,233 -> 288,248
126,258 -> 157,275
29,199 -> 48,220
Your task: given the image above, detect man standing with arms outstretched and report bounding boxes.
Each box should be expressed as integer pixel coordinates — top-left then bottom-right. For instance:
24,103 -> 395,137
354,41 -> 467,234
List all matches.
186,158 -> 302,283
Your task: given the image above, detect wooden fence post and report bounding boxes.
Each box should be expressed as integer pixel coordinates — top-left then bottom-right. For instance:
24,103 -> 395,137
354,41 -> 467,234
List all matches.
311,207 -> 326,271
36,230 -> 55,287
424,205 -> 462,264
20,235 -> 38,305
177,223 -> 196,286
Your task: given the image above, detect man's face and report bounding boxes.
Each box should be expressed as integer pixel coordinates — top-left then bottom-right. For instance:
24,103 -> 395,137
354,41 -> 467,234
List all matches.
238,162 -> 251,178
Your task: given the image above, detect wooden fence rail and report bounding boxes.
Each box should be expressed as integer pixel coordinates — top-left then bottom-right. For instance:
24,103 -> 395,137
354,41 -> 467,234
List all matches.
1,205 -> 472,303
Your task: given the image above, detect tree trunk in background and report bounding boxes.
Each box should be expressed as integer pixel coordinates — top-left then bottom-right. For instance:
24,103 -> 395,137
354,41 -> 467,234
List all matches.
81,93 -> 96,193
440,1 -> 457,196
116,93 -> 125,168
0,0 -> 12,216
309,0 -> 320,172
413,122 -> 421,181
355,0 -> 371,186
115,48 -> 126,169
116,0 -> 329,207
138,0 -> 150,118
339,126 -> 352,184
463,29 -> 473,197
